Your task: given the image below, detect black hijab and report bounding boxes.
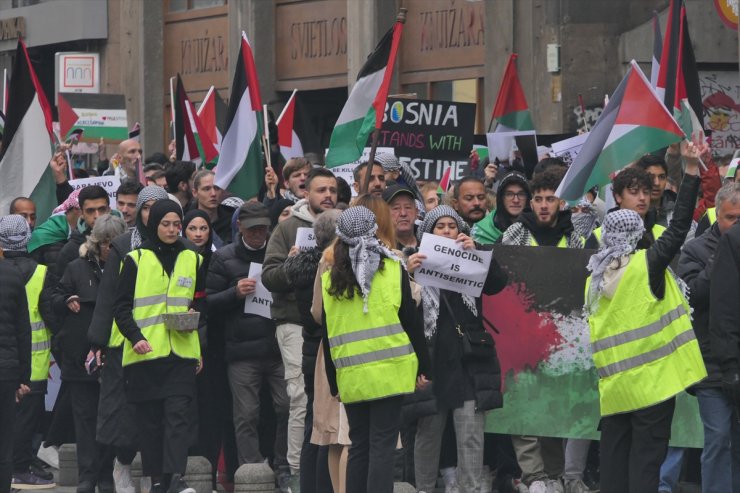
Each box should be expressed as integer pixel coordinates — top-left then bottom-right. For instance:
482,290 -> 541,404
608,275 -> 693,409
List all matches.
142,199 -> 185,275
183,209 -> 213,267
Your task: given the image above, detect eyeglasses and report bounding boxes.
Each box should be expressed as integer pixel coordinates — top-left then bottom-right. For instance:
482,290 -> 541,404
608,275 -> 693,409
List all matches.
503,191 -> 527,200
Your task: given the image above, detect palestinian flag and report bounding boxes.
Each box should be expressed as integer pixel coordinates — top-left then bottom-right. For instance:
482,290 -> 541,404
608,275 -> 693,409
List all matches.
174,74 -> 219,165
129,122 -> 140,141
277,89 -> 303,160
556,60 -> 684,201
214,32 -> 264,200
672,3 -> 704,140
656,0 -> 680,104
650,11 -> 662,88
198,85 -> 227,149
491,54 -> 534,132
58,93 -> 129,142
437,165 -> 452,194
325,19 -> 403,168
0,39 -> 55,222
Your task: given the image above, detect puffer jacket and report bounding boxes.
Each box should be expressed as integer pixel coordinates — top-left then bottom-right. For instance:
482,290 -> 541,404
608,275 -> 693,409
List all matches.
283,247 -> 323,392
0,257 -> 34,385
51,253 -> 103,381
206,237 -> 280,362
678,223 -> 722,388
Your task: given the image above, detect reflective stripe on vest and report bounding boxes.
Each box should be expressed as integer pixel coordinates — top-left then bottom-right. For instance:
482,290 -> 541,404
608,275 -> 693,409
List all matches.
122,249 -> 202,367
321,259 -> 418,404
592,223 -> 666,247
586,250 -> 707,416
529,235 -> 569,248
26,264 -> 51,382
705,207 -> 717,225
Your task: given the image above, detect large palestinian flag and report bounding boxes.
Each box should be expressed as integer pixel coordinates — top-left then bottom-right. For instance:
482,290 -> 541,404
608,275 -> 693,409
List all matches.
325,19 -> 403,168
491,54 -> 534,132
214,32 -> 263,200
672,3 -> 704,140
0,39 -> 56,222
174,74 -> 218,165
556,60 -> 684,201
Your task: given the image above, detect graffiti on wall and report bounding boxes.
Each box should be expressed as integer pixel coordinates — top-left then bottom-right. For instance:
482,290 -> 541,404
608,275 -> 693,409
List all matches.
700,71 -> 740,153
572,105 -> 603,133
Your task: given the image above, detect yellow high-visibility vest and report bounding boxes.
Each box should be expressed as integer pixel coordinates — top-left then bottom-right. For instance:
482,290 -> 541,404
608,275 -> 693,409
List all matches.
592,223 -> 666,247
122,249 -> 201,367
26,264 -> 51,382
321,259 -> 418,404
586,250 -> 706,416
705,207 -> 717,225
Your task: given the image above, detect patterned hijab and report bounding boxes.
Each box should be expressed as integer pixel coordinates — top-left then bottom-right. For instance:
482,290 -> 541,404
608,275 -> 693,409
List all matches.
335,206 -> 403,312
131,185 -> 170,249
586,209 -> 644,312
417,205 -> 477,339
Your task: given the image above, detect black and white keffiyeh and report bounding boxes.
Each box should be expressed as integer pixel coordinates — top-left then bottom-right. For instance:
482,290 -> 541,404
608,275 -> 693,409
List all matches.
0,214 -> 31,251
335,206 -> 403,312
131,185 -> 170,249
417,205 -> 477,339
586,209 -> 645,312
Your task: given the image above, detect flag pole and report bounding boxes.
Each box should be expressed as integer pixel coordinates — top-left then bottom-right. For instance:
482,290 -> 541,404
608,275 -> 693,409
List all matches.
262,104 -> 272,170
361,7 -> 407,195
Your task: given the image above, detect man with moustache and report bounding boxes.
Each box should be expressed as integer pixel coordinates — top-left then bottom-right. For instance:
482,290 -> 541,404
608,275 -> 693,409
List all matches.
352,161 -> 387,198
262,167 -> 338,486
451,177 -> 489,229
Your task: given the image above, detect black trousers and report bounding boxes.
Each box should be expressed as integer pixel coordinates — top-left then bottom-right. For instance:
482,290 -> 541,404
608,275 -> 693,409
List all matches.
299,383 -> 332,493
0,381 -> 16,493
136,395 -> 192,477
13,391 -> 45,472
344,396 -> 403,493
69,381 -> 115,487
600,398 -> 675,493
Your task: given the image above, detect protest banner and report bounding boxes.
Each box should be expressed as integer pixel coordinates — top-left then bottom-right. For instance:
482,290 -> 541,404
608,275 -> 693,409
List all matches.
58,93 -> 129,142
486,130 -> 539,178
295,227 -> 317,250
550,132 -> 589,167
414,233 -> 492,298
243,263 -> 273,319
374,98 -> 475,182
484,246 -> 702,447
69,176 -> 121,209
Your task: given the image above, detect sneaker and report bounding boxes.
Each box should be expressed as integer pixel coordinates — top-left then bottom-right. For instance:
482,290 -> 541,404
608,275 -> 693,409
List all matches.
564,479 -> 595,493
113,460 -> 136,493
166,474 -> 195,493
36,445 -> 59,469
276,471 -> 292,493
11,471 -> 55,490
546,479 -> 564,493
28,460 -> 53,481
529,481 -> 548,493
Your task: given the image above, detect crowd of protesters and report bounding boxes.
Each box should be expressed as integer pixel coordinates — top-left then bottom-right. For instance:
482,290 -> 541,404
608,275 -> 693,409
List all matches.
0,134 -> 739,493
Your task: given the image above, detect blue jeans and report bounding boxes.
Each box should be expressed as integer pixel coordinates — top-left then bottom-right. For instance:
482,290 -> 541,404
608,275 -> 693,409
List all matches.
696,387 -> 740,493
658,447 -> 684,492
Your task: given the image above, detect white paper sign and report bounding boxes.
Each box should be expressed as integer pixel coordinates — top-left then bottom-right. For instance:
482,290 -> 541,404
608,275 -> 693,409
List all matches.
69,176 -> 121,209
550,132 -> 589,167
486,130 -> 536,162
414,233 -> 493,297
295,227 -> 317,250
243,263 -> 273,319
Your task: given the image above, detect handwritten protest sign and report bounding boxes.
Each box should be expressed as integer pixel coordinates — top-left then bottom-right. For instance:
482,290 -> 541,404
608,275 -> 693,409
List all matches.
295,227 -> 317,250
243,263 -> 273,319
69,176 -> 121,208
414,233 -> 492,297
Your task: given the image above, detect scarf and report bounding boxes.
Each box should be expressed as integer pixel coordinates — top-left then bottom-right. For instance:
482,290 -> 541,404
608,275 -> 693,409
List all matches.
417,205 -> 478,339
0,215 -> 31,251
283,189 -> 301,204
586,209 -> 645,313
335,206 -> 403,312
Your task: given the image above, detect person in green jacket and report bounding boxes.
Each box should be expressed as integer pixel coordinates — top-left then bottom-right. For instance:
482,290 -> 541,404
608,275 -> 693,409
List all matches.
472,171 -> 531,244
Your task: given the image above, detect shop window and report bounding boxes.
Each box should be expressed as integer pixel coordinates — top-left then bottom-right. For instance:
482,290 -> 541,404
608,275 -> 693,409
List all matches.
168,0 -> 225,12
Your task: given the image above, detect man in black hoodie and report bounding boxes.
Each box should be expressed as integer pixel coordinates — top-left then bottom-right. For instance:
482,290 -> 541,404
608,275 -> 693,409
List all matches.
502,168 -> 585,248
0,215 -> 54,490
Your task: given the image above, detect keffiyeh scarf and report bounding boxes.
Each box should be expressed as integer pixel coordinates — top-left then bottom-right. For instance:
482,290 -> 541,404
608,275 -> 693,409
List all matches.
0,215 -> 31,251
417,205 -> 477,339
335,206 -> 403,312
131,185 -> 170,249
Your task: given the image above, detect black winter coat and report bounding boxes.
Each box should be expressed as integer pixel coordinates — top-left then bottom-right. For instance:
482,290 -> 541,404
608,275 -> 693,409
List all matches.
283,247 -> 323,391
206,238 -> 280,362
0,258 -> 33,385
51,255 -> 103,381
710,222 -> 740,378
678,223 -> 722,387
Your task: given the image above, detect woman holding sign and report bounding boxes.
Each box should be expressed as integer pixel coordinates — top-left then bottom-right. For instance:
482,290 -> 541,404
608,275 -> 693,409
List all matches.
318,206 -> 430,493
407,205 -> 508,493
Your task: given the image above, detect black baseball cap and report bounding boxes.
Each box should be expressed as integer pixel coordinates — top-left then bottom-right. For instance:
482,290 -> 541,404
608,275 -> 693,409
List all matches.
238,202 -> 271,228
382,184 -> 415,204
